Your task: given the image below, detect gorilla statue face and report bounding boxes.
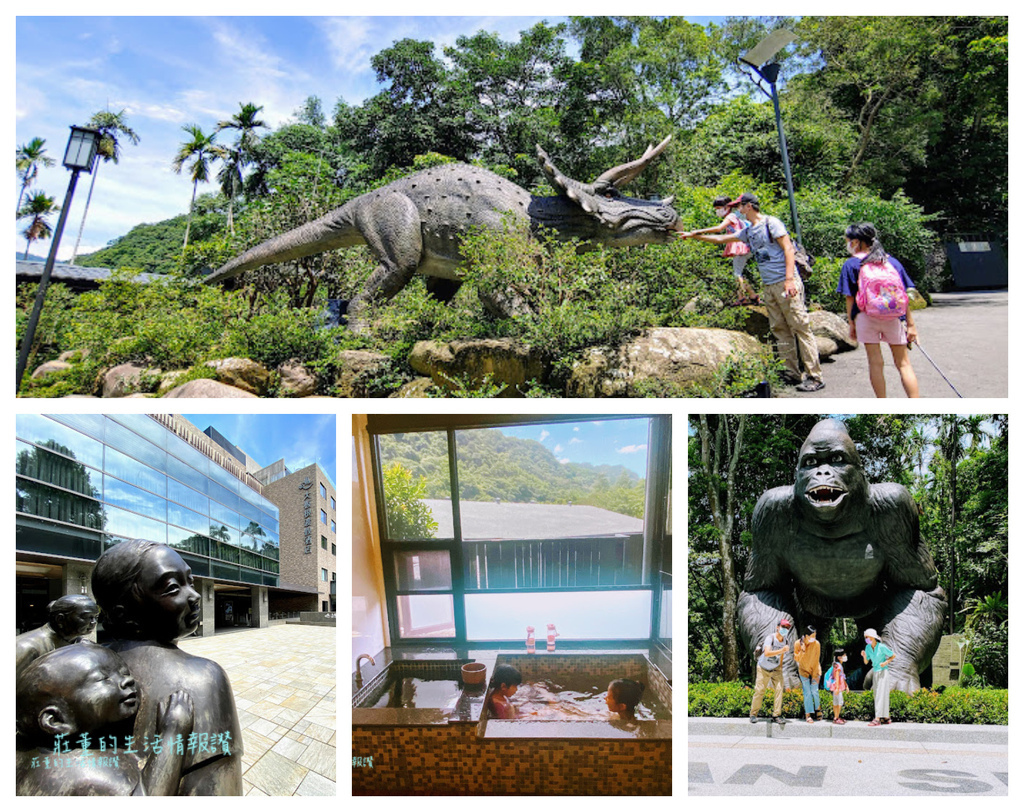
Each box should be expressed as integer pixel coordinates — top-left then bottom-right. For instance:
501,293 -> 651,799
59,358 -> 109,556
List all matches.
794,420 -> 869,533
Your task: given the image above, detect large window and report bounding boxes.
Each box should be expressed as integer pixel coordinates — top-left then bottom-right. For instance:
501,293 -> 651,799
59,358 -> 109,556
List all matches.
370,415 -> 670,643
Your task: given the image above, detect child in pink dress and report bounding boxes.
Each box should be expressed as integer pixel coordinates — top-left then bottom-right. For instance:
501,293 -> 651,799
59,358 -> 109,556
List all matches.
824,648 -> 849,724
686,196 -> 758,305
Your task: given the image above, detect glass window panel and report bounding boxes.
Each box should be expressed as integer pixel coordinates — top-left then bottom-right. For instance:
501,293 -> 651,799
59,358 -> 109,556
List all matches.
168,434 -> 211,480
47,413 -> 107,444
167,502 -> 208,536
456,419 -> 649,541
465,591 -> 651,641
167,477 -> 209,517
103,475 -> 167,523
208,460 -> 239,494
104,504 -> 167,544
17,440 -> 102,499
209,481 -> 239,513
209,521 -> 238,548
378,432 -> 454,540
109,414 -> 167,450
214,541 -> 239,564
104,419 -> 166,471
167,454 -> 208,496
396,594 -> 456,639
104,446 -> 166,497
211,561 -> 240,581
239,567 -> 261,585
167,526 -> 210,557
16,415 -> 105,470
394,550 -> 452,591
17,477 -> 105,529
660,586 -> 672,645
209,498 -> 238,531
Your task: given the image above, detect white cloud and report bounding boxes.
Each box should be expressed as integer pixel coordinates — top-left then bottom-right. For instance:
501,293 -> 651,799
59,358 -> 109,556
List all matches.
569,437 -> 582,445
553,444 -> 563,453
558,457 -> 570,464
539,430 -> 550,443
617,444 -> 648,455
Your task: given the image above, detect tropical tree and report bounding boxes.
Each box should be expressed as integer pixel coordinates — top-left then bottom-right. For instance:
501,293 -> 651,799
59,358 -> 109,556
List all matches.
17,190 -> 60,259
16,137 -> 56,214
172,124 -> 226,252
214,102 -> 268,234
69,109 -> 140,263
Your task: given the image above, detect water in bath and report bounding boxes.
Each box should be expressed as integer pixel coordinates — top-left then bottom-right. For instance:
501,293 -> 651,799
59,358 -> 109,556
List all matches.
512,678 -> 663,721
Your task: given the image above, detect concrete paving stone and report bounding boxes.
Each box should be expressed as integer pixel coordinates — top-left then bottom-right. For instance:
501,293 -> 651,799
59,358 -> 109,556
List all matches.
274,707 -> 306,726
328,732 -> 336,747
245,750 -> 309,796
247,717 -> 284,741
280,695 -> 319,714
295,770 -> 337,796
304,722 -> 334,743
247,786 -> 269,797
292,719 -> 312,734
271,735 -> 310,762
297,739 -> 337,781
240,730 -> 276,761
237,709 -> 260,730
234,697 -> 254,710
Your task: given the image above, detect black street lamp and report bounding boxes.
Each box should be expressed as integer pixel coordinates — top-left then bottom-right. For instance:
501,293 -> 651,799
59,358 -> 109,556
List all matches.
16,125 -> 101,394
739,30 -> 802,245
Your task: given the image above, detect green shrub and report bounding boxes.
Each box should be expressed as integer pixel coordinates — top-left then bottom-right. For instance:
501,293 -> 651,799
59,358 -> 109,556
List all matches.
687,682 -> 1007,725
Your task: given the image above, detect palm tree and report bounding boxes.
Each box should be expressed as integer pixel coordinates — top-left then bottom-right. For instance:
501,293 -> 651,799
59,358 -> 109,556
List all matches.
17,190 -> 60,259
214,102 -> 267,235
172,124 -> 226,252
16,137 -> 56,214
69,109 -> 140,264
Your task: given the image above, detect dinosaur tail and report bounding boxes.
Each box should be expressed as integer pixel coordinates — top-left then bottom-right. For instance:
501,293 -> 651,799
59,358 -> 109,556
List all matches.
205,205 -> 362,285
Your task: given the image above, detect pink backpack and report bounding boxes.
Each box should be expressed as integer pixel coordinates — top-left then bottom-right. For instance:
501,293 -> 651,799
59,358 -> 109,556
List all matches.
856,258 -> 908,319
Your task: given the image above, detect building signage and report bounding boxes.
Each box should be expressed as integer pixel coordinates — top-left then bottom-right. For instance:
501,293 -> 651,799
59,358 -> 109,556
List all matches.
300,476 -> 313,554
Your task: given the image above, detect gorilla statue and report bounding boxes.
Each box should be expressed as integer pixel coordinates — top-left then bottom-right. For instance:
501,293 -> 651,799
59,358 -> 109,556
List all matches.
738,419 -> 947,691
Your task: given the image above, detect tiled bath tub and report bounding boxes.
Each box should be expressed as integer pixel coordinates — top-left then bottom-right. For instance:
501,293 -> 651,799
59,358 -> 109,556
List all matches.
352,652 -> 671,795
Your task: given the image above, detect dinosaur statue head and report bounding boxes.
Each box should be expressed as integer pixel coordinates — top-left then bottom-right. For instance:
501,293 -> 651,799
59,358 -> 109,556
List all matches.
536,136 -> 679,245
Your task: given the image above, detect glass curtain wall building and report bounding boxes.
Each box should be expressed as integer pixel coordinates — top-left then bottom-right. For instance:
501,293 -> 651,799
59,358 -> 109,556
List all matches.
16,414 -> 281,633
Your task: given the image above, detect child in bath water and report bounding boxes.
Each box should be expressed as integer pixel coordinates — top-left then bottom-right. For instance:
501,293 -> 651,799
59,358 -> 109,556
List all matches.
606,678 -> 646,721
487,664 -> 522,720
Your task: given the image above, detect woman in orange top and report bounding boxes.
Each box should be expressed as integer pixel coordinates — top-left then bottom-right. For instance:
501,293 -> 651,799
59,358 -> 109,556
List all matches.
794,625 -> 823,723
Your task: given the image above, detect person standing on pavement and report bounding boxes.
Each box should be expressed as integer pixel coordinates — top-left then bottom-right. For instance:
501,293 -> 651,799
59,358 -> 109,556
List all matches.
794,625 -> 823,723
749,618 -> 792,724
863,628 -> 897,725
675,193 -> 824,392
837,222 -> 921,398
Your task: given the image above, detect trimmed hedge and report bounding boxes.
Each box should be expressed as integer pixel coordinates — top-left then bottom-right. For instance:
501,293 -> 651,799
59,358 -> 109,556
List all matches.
688,681 -> 1007,725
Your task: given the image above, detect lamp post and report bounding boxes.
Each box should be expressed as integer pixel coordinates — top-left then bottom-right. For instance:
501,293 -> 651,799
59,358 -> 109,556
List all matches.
16,125 -> 101,393
739,30 -> 802,245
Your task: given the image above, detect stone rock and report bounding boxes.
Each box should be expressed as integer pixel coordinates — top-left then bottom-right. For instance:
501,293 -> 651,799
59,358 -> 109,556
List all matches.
101,362 -> 162,398
741,306 -> 772,340
278,359 -> 318,398
388,377 -> 436,398
31,359 -> 72,379
566,327 -> 762,397
409,338 -> 547,397
162,379 -> 258,398
335,350 -> 392,398
816,336 -> 840,359
809,310 -> 857,353
208,357 -> 272,396
157,370 -> 191,396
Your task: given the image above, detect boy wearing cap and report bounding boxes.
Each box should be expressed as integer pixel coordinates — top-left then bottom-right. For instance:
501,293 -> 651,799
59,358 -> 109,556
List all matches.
862,628 -> 896,725
675,193 -> 824,392
749,618 -> 792,723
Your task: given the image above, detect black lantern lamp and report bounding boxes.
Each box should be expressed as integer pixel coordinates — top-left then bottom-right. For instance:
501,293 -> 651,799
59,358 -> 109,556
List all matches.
739,30 -> 802,245
62,125 -> 102,172
16,125 -> 104,392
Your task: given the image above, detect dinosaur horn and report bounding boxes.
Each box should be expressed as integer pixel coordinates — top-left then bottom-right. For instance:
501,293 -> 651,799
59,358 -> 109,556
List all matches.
536,144 -> 600,213
593,135 -> 672,191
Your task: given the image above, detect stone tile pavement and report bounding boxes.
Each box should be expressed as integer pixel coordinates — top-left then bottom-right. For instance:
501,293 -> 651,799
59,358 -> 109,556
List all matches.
179,624 -> 336,796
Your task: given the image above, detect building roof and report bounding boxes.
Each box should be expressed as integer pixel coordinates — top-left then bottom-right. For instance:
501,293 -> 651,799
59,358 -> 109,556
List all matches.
16,260 -> 154,292
422,500 -> 643,540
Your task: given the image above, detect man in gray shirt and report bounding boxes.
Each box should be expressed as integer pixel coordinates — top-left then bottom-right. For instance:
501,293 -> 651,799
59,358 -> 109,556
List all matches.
676,192 -> 824,392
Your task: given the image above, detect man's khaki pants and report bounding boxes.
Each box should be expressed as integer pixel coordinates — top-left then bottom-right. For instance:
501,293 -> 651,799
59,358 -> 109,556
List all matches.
750,664 -> 785,717
761,277 -> 823,383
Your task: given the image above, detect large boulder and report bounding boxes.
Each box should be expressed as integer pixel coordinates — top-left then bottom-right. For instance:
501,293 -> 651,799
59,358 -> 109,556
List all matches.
388,377 -> 436,398
162,379 -> 258,398
100,362 -> 162,398
335,350 -> 393,398
207,357 -> 272,396
566,327 -> 762,397
409,338 -> 547,396
31,359 -> 72,379
278,359 -> 319,398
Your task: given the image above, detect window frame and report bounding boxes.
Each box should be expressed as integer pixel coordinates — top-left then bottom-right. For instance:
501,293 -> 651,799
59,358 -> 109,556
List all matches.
369,414 -> 671,646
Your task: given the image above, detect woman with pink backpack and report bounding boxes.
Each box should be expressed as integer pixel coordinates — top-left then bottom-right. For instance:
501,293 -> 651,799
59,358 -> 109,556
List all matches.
837,222 -> 921,398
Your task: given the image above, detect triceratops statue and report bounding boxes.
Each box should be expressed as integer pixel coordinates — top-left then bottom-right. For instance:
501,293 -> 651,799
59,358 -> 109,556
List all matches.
206,137 -> 678,333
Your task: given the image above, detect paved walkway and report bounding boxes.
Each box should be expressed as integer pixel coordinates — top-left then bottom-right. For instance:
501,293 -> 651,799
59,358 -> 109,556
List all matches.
783,290 -> 1007,399
689,718 -> 1008,795
179,624 -> 336,796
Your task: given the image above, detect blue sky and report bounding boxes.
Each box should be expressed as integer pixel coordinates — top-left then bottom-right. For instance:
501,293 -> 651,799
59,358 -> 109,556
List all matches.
181,413 -> 336,487
15,14 -> 720,261
501,417 -> 651,477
